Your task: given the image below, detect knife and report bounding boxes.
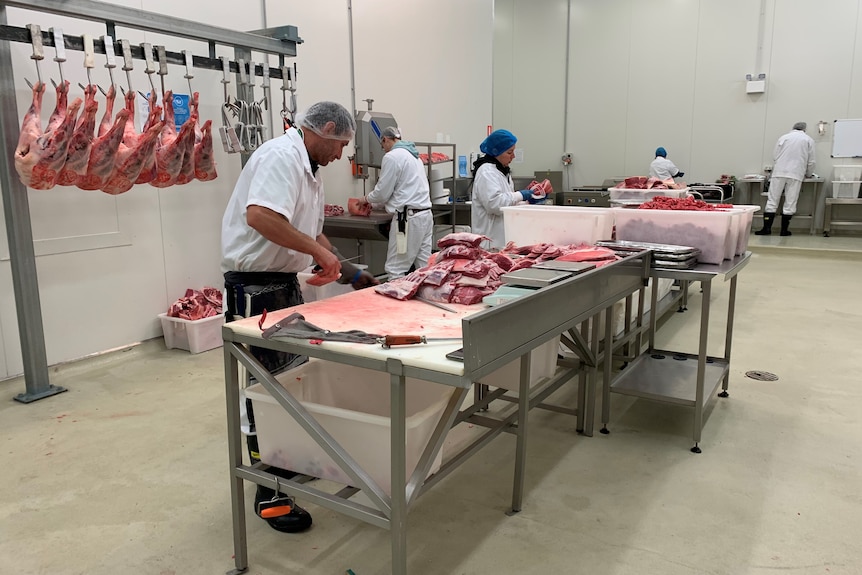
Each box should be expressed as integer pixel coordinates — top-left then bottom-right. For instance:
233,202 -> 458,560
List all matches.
379,335 -> 462,349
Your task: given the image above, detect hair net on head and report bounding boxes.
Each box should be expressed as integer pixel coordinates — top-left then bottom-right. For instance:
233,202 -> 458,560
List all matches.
296,101 -> 356,140
480,129 -> 517,157
381,126 -> 401,139
655,147 -> 667,157
793,122 -> 807,131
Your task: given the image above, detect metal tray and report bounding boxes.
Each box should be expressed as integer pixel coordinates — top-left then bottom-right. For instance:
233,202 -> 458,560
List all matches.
596,239 -> 697,255
500,267 -> 573,288
654,257 -> 699,269
531,260 -> 597,274
651,249 -> 701,261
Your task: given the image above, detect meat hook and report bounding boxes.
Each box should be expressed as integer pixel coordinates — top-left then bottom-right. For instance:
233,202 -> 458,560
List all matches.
26,23 -> 44,87
49,27 -> 66,86
101,34 -> 117,89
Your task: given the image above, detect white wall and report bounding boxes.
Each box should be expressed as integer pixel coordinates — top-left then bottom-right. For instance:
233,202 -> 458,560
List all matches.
495,0 -> 862,187
0,0 -> 494,379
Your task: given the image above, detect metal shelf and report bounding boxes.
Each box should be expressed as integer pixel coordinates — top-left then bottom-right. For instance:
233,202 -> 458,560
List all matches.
610,351 -> 728,407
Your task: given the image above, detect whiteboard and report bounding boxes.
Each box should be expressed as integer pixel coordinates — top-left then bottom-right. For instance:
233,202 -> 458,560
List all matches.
832,119 -> 862,157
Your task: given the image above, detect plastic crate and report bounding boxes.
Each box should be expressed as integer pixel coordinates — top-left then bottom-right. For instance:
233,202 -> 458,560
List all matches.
476,336 -> 560,392
245,358 -> 452,496
832,165 -> 862,182
612,208 -> 733,264
502,205 -> 614,247
717,205 -> 759,255
832,181 -> 861,198
158,313 -> 224,354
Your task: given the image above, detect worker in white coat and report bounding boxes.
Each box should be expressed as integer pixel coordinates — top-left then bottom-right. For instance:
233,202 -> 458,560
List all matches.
755,122 -> 815,236
471,129 -> 542,250
356,126 -> 433,278
221,101 -> 375,535
649,147 -> 684,180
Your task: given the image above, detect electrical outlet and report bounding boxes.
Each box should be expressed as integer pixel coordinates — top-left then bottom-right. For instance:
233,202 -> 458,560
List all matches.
562,153 -> 573,166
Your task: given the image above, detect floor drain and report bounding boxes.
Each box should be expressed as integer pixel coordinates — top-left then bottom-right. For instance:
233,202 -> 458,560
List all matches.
745,370 -> 778,381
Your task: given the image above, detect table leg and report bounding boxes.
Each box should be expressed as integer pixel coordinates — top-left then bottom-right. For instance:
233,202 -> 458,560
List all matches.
719,275 -> 738,397
583,313 -> 600,437
692,281 -> 711,454
576,322 -> 588,433
824,200 -> 833,236
224,344 -> 248,574
600,305 -> 613,434
509,352 -> 532,514
390,373 -> 407,575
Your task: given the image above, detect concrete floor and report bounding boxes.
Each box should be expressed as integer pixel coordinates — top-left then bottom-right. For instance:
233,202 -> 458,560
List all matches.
2,238 -> 862,575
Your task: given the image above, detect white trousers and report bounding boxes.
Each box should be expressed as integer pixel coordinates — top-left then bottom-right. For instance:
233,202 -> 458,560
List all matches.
766,177 -> 802,215
385,210 -> 433,279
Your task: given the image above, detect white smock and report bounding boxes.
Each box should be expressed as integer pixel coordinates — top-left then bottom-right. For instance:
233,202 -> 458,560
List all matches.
221,128 -> 325,274
649,157 -> 680,180
767,129 -> 815,215
366,145 -> 433,278
471,162 -> 523,250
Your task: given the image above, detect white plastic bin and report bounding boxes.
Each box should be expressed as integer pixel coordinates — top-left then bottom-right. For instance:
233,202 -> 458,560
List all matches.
158,313 -> 224,354
502,205 -> 614,247
832,181 -> 861,199
245,359 -> 452,496
608,188 -> 689,201
476,336 -> 560,392
832,165 -> 862,182
613,208 -> 733,264
718,205 -> 759,255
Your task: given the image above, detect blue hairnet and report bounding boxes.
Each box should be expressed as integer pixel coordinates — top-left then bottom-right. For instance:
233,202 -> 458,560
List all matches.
655,147 -> 667,158
480,129 -> 518,157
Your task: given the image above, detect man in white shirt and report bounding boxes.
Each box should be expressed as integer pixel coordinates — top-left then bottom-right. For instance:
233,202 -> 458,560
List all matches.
649,147 -> 684,180
755,122 -> 815,236
356,126 -> 433,278
221,101 -> 375,534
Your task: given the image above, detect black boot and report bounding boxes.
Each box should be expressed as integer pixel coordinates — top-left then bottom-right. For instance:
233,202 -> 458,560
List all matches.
755,212 -> 775,235
247,421 -> 313,533
779,214 -> 793,236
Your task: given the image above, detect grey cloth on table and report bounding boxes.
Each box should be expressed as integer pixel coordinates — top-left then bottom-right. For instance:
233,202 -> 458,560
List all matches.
260,312 -> 382,344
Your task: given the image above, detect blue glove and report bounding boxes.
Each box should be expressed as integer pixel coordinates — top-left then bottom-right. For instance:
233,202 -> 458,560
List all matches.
519,189 -> 533,201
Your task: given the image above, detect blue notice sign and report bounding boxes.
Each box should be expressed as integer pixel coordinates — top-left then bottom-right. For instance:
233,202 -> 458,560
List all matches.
171,94 -> 191,129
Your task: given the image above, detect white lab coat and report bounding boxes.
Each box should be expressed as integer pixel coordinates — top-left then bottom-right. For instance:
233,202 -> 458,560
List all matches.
649,157 -> 680,180
471,162 -> 523,250
221,128 -> 324,274
366,145 -> 433,278
772,129 -> 815,181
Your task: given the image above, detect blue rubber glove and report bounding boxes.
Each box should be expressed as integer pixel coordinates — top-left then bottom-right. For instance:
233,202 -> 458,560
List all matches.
519,189 -> 533,201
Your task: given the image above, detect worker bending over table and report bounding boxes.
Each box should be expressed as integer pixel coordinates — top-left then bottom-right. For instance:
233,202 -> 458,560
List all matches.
221,101 -> 377,534
356,126 -> 433,278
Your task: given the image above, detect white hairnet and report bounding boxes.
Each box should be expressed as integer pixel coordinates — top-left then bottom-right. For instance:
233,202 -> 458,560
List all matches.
381,126 -> 401,139
793,121 -> 807,131
296,101 -> 356,140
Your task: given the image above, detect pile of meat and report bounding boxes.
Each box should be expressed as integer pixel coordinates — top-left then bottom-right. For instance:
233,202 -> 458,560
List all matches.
373,233 -> 619,305
14,81 -> 216,193
617,176 -> 685,190
324,204 -> 345,216
347,197 -> 372,216
419,152 -> 450,165
167,287 -> 223,320
639,196 -> 733,211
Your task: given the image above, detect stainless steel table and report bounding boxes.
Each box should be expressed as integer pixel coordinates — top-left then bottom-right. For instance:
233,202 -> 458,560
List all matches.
222,253 -> 650,574
737,177 -> 824,234
601,253 -> 752,453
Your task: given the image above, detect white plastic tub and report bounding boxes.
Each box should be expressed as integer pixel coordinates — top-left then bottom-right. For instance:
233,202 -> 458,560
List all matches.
502,205 -> 614,247
718,205 -> 759,255
476,336 -> 560,392
159,313 -> 224,354
612,208 -> 733,264
245,359 -> 452,496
